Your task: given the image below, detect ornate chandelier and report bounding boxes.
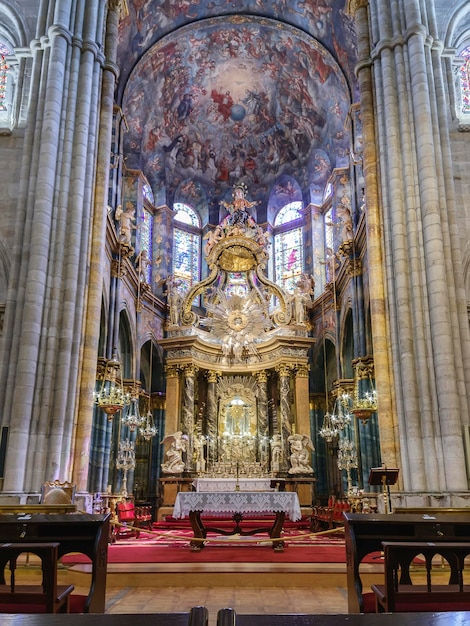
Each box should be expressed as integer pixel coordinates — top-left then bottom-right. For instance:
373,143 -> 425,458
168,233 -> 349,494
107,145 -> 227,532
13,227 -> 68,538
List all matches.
140,410 -> 158,441
121,395 -> 144,432
319,411 -> 339,443
94,353 -> 131,419
350,357 -> 378,424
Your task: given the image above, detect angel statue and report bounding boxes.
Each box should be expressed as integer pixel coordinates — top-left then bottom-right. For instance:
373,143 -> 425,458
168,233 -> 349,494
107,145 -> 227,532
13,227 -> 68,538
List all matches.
161,431 -> 188,474
287,433 -> 315,475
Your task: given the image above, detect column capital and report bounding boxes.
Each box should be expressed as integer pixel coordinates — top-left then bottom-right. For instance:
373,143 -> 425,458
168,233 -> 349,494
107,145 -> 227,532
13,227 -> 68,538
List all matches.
182,364 -> 198,378
254,370 -> 268,384
295,364 -> 310,378
206,370 -> 221,383
276,363 -> 293,377
165,364 -> 180,379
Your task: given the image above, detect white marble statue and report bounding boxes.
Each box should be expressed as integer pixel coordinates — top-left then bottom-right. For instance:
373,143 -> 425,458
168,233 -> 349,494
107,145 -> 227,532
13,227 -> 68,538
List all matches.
161,431 -> 188,474
287,433 -> 314,475
270,433 -> 282,472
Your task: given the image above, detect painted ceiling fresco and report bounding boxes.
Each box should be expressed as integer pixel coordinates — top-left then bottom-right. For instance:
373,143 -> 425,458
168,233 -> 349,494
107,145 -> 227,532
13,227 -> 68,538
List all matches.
119,3 -> 358,214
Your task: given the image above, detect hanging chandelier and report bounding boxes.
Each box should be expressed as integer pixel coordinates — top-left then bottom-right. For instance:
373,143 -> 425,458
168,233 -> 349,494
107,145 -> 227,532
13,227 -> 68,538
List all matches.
139,410 -> 158,441
121,394 -> 144,432
330,391 -> 352,431
350,358 -> 378,424
319,411 -> 339,443
94,353 -> 131,419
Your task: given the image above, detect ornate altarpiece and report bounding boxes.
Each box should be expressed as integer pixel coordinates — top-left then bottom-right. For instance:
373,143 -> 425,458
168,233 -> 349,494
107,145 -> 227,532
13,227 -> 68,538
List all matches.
158,187 -> 315,509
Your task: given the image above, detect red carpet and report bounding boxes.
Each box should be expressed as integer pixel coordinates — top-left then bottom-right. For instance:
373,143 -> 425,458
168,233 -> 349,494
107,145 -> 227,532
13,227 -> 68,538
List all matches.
61,525 -> 382,565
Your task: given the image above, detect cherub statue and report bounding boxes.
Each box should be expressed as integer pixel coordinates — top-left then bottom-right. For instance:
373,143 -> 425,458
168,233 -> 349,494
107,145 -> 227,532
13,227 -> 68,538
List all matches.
287,433 -> 314,475
161,431 -> 188,474
203,225 -> 223,256
115,201 -> 136,246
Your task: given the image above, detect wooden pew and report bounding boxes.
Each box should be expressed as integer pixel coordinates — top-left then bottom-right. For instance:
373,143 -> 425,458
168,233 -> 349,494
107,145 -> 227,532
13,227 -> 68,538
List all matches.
343,512 -> 470,613
0,606 -> 209,626
0,542 -> 74,613
0,512 -> 109,613
216,607 -> 470,625
371,541 -> 470,612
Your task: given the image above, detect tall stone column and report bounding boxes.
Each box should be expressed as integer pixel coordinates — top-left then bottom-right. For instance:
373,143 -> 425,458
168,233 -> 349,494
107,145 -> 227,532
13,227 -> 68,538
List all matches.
351,0 -> 470,494
254,371 -> 269,467
73,0 -> 122,492
181,364 -> 198,470
0,0 -> 112,492
206,370 -> 220,468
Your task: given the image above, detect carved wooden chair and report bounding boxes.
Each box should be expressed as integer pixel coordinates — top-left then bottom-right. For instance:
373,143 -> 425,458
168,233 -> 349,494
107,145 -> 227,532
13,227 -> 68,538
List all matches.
41,480 -> 76,505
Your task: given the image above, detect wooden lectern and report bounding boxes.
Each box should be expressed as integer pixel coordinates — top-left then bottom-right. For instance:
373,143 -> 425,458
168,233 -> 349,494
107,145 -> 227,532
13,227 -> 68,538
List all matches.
368,466 -> 399,513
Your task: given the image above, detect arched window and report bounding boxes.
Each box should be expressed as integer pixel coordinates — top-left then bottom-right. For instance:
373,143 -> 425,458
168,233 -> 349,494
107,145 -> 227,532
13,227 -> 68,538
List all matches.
139,207 -> 153,284
273,201 -> 303,293
459,45 -> 470,117
0,42 -> 11,124
142,181 -> 154,204
172,202 -> 201,293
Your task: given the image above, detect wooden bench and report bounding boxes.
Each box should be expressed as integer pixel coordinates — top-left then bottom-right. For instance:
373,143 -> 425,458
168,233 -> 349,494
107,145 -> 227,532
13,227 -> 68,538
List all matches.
0,542 -> 74,613
1,607 -> 209,626
216,607 -> 470,625
371,541 -> 470,612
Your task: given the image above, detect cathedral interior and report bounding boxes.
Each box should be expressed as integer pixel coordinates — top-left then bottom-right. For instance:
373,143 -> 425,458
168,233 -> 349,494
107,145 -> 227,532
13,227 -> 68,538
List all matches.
0,0 -> 469,517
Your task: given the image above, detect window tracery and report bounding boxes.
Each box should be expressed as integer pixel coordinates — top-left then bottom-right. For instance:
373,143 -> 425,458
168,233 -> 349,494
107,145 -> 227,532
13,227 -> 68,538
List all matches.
172,203 -> 201,293
459,45 -> 470,116
273,201 -> 303,294
0,42 -> 11,123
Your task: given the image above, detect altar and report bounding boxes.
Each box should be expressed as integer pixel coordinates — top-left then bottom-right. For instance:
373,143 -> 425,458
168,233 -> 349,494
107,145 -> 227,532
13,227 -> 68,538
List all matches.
173,491 -> 301,552
192,478 -> 274,492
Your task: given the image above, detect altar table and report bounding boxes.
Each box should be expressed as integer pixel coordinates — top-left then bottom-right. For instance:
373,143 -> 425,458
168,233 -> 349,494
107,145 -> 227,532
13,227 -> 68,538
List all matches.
192,478 -> 273,492
173,491 -> 301,552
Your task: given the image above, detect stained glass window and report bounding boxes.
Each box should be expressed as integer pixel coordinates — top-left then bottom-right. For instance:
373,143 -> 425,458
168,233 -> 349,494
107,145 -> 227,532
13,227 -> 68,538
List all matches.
139,208 -> 153,284
274,202 -> 302,227
324,207 -> 334,250
174,202 -> 200,227
460,45 -> 470,115
0,43 -> 10,113
142,181 -> 154,205
274,201 -> 304,293
172,203 -> 201,294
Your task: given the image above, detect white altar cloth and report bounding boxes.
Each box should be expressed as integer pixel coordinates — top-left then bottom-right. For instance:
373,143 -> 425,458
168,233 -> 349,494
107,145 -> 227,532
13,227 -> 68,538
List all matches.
192,478 -> 273,493
173,491 -> 301,522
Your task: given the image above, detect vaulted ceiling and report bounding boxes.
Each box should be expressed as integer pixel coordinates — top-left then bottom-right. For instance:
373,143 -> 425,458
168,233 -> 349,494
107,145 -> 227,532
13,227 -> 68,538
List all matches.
116,2 -> 359,215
